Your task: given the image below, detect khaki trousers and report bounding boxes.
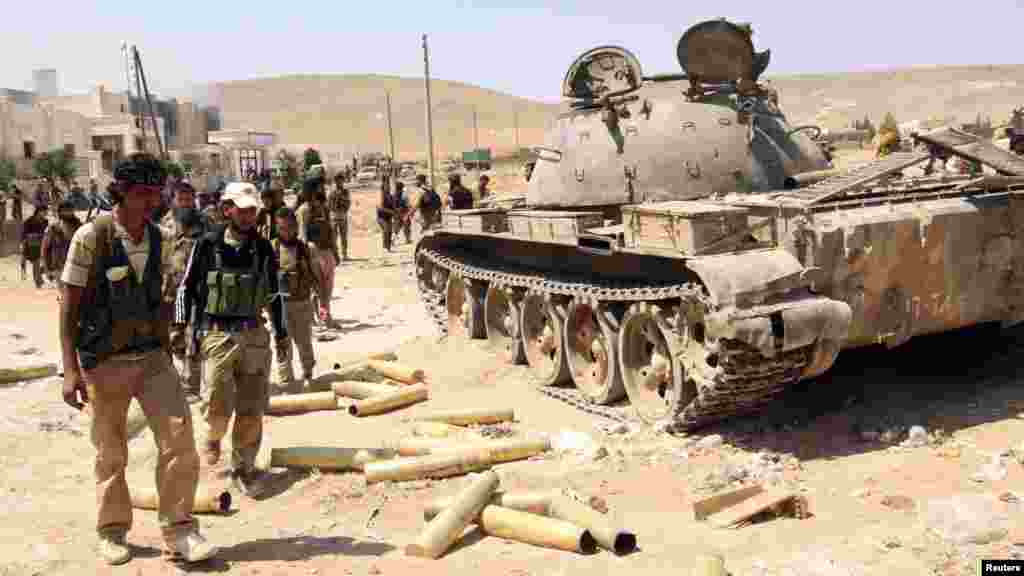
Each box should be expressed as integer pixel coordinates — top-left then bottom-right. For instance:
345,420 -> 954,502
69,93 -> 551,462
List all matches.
273,299 -> 316,390
83,349 -> 199,547
201,325 -> 271,472
313,252 -> 337,319
332,217 -> 348,260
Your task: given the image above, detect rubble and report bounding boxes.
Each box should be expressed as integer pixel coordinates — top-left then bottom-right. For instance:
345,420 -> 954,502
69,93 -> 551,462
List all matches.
970,452 -> 1010,483
920,493 -> 1009,545
902,425 -> 928,448
551,429 -> 608,462
696,434 -> 724,450
692,484 -> 809,528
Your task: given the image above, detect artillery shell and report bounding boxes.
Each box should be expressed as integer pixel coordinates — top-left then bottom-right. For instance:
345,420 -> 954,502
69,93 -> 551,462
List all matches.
416,408 -> 515,426
269,447 -> 397,471
405,471 -> 499,558
130,484 -> 231,514
348,383 -> 429,416
267,391 -> 340,415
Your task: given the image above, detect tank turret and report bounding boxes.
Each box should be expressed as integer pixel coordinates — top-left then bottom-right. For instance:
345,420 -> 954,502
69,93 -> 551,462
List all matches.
527,19 -> 829,209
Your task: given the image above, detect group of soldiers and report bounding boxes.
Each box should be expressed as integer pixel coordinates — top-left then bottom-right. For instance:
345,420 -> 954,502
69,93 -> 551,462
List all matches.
373,171 -> 490,252
55,153 -> 352,566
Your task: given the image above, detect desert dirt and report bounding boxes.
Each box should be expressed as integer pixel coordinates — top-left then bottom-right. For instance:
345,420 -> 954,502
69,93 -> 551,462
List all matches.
1,164 -> 1023,576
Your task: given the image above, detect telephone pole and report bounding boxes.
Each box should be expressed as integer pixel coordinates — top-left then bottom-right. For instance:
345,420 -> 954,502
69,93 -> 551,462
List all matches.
385,90 -> 396,164
514,111 -> 520,155
472,106 -> 479,151
422,34 -> 436,191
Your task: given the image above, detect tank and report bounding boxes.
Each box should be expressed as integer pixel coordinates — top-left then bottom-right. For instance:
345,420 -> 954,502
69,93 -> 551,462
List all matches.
414,18 -> 1024,430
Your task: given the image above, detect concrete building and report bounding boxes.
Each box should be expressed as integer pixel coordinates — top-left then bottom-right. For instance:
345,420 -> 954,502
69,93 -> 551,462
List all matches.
32,69 -> 58,99
1,66 -> 275,194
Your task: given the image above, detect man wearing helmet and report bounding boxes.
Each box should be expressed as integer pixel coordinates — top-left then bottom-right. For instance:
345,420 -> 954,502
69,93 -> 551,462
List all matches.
58,153 -> 219,565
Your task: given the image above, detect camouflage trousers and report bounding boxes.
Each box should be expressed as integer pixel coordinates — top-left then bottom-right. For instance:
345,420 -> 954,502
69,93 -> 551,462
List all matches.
83,349 -> 199,548
200,325 -> 271,473
272,299 -> 316,393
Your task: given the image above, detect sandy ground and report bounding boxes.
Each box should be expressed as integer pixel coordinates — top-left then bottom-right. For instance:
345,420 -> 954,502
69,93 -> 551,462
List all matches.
1,179 -> 1023,576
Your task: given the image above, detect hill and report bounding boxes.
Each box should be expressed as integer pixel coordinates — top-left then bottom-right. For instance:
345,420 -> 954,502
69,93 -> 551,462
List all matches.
209,74 -> 557,163
207,65 -> 1024,163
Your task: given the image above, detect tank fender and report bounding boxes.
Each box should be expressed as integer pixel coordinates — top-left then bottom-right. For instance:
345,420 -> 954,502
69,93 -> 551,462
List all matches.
705,296 -> 852,367
685,249 -> 810,307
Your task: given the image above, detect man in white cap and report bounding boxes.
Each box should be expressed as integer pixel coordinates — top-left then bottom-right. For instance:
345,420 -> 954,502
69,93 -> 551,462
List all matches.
175,181 -> 288,497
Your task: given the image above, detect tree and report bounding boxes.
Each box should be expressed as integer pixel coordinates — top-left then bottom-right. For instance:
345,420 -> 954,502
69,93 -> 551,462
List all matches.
0,157 -> 15,192
276,149 -> 300,189
33,149 -> 78,189
161,160 -> 185,180
879,112 -> 899,136
303,147 -> 322,171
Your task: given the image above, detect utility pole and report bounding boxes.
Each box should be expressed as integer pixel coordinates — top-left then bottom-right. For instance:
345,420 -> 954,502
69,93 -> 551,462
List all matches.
385,90 -> 396,166
472,106 -> 479,151
514,111 -> 520,157
422,34 -> 436,192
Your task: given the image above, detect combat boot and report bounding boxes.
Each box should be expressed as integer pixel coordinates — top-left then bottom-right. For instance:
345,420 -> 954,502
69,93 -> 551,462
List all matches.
231,468 -> 270,499
167,530 -> 219,564
98,533 -> 131,565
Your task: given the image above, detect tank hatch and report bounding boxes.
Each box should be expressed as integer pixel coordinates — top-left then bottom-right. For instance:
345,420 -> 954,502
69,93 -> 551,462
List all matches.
677,19 -> 769,84
561,46 -> 643,100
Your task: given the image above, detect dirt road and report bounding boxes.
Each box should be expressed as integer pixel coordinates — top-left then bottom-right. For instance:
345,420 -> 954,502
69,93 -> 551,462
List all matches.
1,188 -> 1022,576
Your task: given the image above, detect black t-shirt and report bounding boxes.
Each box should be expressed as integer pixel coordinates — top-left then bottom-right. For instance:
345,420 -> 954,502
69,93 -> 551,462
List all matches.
449,186 -> 473,210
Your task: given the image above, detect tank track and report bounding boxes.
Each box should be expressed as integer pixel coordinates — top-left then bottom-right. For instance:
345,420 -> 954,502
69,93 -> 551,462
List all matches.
415,245 -> 812,430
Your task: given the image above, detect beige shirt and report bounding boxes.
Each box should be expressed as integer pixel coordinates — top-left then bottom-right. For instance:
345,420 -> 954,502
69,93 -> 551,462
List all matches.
61,219 -> 175,288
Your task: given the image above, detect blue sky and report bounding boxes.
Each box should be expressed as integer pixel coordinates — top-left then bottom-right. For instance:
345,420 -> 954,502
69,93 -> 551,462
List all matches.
3,0 -> 1022,103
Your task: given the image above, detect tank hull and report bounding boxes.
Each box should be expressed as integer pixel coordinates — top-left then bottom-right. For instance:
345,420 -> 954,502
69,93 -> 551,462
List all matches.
415,167 -> 1024,429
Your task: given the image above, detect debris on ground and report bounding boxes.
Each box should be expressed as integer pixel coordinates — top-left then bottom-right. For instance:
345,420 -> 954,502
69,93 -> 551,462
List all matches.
693,484 -> 809,528
364,436 -> 552,483
267,391 -> 343,415
415,474 -> 636,558
920,493 -> 1009,545
348,383 -> 429,416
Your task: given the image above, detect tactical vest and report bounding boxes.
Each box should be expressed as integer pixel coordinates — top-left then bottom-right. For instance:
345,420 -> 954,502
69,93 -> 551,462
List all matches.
77,216 -> 165,370
272,238 -> 313,302
303,203 -> 332,250
204,235 -> 269,319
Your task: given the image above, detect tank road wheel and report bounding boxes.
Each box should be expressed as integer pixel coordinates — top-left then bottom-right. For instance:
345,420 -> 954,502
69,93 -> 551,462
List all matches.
520,291 -> 572,386
485,285 -> 527,364
619,302 -> 696,423
564,298 -> 625,404
446,273 -> 486,339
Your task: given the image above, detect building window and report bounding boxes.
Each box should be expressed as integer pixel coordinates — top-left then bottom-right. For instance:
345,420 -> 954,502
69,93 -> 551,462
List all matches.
64,143 -> 75,156
23,141 -> 34,159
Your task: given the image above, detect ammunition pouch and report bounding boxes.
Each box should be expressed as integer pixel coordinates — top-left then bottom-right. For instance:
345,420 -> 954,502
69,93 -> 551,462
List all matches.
204,246 -> 268,318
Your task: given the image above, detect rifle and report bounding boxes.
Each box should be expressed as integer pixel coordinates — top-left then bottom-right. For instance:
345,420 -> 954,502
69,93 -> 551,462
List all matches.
187,303 -> 200,362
